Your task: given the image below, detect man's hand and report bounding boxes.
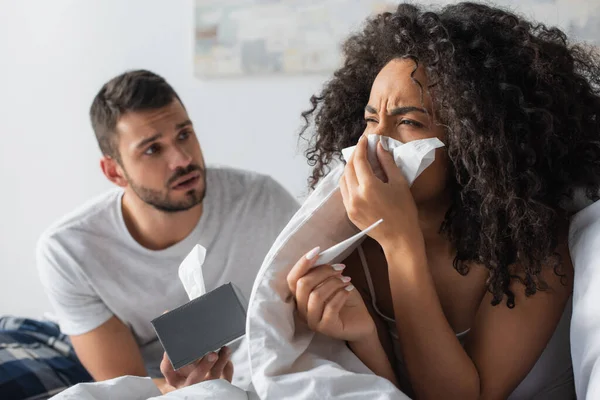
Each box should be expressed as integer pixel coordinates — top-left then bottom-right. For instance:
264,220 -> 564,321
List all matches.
159,347 -> 234,393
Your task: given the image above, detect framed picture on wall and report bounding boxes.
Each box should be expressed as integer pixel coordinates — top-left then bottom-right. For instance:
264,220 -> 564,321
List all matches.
194,0 -> 396,78
194,0 -> 600,79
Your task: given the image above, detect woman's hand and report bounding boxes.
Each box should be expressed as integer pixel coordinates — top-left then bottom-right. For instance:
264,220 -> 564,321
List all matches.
287,247 -> 376,343
340,135 -> 422,250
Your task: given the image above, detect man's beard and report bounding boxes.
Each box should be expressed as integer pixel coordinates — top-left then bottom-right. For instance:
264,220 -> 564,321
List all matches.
126,165 -> 206,213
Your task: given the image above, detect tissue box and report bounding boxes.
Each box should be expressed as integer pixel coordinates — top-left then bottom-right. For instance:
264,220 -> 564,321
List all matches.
151,282 -> 247,370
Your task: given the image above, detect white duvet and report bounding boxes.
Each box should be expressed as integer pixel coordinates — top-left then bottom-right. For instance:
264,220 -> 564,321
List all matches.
52,376 -> 258,400
245,163 -> 408,399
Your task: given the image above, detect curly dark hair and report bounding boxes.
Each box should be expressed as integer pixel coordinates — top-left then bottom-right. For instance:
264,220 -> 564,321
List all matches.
300,2 -> 600,307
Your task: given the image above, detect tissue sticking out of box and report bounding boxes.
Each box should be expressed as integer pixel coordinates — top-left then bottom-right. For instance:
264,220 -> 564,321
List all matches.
178,244 -> 207,300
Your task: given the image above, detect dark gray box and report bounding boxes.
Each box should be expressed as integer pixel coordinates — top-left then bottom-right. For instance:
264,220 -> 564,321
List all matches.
151,282 -> 247,370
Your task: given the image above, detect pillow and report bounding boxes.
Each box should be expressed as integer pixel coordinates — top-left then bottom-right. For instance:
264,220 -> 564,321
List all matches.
569,199 -> 600,398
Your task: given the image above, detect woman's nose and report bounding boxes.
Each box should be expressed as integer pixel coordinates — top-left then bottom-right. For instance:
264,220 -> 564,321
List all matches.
368,119 -> 393,138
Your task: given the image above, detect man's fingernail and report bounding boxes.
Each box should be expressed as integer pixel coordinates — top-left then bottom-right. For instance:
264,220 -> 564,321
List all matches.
332,264 -> 346,271
345,284 -> 355,292
340,276 -> 352,283
208,353 -> 217,362
305,246 -> 321,260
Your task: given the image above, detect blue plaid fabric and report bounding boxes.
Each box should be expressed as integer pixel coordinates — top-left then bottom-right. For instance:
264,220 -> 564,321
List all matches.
0,316 -> 92,400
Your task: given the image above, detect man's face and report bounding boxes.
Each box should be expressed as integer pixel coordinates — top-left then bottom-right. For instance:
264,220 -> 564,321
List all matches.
111,98 -> 206,212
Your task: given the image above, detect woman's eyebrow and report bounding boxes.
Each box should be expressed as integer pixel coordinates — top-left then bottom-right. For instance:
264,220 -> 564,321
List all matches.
389,106 -> 428,116
365,105 -> 428,116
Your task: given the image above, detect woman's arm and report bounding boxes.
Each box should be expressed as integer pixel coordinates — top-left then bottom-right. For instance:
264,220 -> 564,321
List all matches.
384,243 -> 480,399
382,239 -> 573,400
349,329 -> 399,387
342,248 -> 401,388
346,286 -> 399,388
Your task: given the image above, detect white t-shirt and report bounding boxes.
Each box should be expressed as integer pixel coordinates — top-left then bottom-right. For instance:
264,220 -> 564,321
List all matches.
37,167 -> 299,378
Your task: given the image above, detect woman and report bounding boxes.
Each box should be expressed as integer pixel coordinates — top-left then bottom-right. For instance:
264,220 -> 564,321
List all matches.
287,2 -> 600,399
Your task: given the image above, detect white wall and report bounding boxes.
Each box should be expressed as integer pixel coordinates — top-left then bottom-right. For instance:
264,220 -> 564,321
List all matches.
1,0 -> 598,318
0,0 -> 322,318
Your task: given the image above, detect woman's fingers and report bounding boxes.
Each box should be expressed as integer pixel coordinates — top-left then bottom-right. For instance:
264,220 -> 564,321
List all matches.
353,135 -> 375,184
306,275 -> 352,329
319,287 -> 352,330
340,173 -> 350,205
295,264 -> 346,319
287,246 -> 322,295
376,141 -> 403,183
344,151 -> 359,190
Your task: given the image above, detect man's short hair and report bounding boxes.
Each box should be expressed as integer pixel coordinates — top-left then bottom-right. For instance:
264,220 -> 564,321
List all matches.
90,70 -> 182,159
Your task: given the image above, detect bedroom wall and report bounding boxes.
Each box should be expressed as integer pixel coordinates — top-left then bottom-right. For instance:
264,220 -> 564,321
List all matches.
0,0 -> 598,318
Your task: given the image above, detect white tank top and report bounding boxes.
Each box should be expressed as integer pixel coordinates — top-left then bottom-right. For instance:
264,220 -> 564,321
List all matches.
357,245 -> 575,399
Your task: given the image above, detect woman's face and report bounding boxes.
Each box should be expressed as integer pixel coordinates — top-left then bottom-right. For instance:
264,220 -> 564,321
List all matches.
364,58 -> 450,205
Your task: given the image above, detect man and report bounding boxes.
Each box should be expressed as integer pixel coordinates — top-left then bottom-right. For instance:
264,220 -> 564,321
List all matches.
36,70 -> 298,393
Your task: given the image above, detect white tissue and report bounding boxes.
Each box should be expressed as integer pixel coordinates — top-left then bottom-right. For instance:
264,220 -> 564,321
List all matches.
178,244 -> 207,300
313,136 -> 446,266
341,135 -> 445,185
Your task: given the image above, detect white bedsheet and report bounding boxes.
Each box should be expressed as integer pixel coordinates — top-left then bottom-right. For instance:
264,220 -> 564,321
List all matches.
51,376 -> 161,400
569,199 -> 600,399
51,376 -> 258,400
246,164 -> 408,399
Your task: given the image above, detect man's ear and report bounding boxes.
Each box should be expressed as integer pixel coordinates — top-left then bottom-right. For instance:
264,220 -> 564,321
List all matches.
100,156 -> 128,188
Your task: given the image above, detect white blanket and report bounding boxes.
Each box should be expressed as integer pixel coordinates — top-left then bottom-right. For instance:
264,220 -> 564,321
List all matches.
51,376 -> 161,400
52,376 -> 258,400
569,199 -> 600,399
246,164 -> 408,399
